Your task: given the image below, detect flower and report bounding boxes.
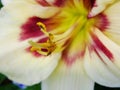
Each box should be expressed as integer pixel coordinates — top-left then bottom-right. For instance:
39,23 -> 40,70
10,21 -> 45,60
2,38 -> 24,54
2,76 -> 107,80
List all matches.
0,0 -> 120,90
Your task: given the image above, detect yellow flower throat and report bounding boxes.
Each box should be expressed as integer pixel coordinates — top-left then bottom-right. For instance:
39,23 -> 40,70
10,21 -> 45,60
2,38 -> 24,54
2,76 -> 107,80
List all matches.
28,2 -> 97,56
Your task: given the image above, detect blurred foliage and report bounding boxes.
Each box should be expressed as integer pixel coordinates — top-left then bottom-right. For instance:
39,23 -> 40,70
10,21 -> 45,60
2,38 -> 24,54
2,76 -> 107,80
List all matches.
0,0 -> 120,90
0,0 -> 3,8
0,74 -> 41,90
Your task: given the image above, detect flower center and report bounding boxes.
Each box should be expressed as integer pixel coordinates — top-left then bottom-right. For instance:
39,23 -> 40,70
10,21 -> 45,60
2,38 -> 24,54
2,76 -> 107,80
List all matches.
28,1 -> 109,56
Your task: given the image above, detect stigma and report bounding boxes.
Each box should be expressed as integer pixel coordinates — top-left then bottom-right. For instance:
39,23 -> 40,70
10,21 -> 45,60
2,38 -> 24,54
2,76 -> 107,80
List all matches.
29,22 -> 56,56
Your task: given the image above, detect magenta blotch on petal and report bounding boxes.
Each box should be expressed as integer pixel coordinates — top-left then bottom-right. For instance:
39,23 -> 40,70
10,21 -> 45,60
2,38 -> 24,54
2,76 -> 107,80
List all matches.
20,16 -> 56,40
20,16 -> 45,40
95,14 -> 110,31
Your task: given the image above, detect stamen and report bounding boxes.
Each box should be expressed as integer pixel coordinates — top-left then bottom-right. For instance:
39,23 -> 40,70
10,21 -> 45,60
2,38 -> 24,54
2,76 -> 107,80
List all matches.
29,17 -> 87,56
36,22 -> 49,36
29,22 -> 56,56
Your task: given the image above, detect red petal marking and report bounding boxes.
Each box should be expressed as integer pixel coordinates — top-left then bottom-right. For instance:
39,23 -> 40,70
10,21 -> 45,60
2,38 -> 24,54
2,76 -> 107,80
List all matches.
92,34 -> 114,61
26,37 -> 48,57
93,0 -> 97,7
20,16 -> 61,41
61,38 -> 86,66
62,40 -> 76,65
89,46 -> 107,64
36,0 -> 66,7
53,0 -> 66,7
36,0 -> 51,6
83,0 -> 96,9
91,0 -> 96,7
95,14 -> 109,31
62,48 -> 85,66
20,16 -> 44,40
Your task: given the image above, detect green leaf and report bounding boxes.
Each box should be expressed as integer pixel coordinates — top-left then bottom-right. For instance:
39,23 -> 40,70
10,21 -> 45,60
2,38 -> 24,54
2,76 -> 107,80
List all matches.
25,84 -> 41,90
0,74 -> 6,84
0,83 -> 20,90
0,0 -> 3,8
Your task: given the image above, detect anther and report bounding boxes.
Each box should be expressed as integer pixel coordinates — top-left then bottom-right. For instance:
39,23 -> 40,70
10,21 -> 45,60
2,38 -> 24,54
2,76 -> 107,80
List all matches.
29,22 -> 56,56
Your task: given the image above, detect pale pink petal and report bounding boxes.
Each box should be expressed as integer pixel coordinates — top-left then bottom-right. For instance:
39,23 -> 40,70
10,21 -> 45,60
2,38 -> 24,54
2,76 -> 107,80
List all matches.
42,59 -> 94,90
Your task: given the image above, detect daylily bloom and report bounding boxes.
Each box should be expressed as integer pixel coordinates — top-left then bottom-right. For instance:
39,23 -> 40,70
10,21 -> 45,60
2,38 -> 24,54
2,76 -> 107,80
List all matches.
0,0 -> 120,90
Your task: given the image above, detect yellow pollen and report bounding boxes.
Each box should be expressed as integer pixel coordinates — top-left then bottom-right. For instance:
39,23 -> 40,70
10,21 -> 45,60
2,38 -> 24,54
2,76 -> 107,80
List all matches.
29,22 -> 56,56
37,22 -> 46,30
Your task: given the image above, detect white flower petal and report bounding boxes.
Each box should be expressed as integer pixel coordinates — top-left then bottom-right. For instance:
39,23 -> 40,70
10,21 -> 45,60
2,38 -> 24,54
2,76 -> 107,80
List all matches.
0,47 -> 61,85
1,0 -> 13,5
0,4 -> 35,57
89,0 -> 115,17
104,1 -> 120,45
1,0 -> 59,20
84,29 -> 120,87
42,59 -> 94,90
0,0 -> 59,56
0,0 -> 61,85
94,29 -> 120,71
0,6 -> 22,57
1,0 -> 55,6
84,48 -> 120,87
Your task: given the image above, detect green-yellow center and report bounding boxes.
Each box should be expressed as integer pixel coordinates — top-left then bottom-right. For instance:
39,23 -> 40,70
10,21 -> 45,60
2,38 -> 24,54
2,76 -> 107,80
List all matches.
29,1 -> 98,56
